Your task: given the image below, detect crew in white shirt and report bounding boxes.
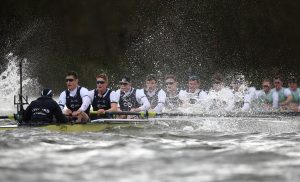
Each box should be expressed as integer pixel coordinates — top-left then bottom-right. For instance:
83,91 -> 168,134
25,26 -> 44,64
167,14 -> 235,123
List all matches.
141,74 -> 166,113
58,71 -> 91,122
271,76 -> 292,110
88,73 -> 118,119
115,76 -> 150,112
179,75 -> 208,105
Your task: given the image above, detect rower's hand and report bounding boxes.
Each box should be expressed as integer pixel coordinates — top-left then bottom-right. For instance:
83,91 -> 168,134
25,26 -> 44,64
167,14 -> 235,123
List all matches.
130,108 -> 140,112
97,109 -> 106,115
72,110 -> 82,117
64,108 -> 72,116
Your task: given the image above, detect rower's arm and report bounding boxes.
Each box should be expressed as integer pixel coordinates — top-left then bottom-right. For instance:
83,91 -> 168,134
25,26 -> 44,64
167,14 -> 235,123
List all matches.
281,89 -> 292,106
285,95 -> 293,105
58,91 -> 66,110
272,92 -> 279,109
106,91 -> 118,112
153,89 -> 166,113
79,87 -> 91,112
136,89 -> 150,111
241,93 -> 251,111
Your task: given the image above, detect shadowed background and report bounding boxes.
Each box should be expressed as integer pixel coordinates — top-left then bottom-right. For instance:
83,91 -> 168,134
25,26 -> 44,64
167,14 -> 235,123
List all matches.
0,0 -> 299,91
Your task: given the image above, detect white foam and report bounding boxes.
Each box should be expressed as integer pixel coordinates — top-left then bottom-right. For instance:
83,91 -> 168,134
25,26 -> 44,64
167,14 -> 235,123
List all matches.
0,53 -> 40,113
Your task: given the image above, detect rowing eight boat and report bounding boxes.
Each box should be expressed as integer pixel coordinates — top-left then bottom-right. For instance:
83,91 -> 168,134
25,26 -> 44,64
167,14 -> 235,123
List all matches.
0,118 -> 149,132
1,111 -> 300,133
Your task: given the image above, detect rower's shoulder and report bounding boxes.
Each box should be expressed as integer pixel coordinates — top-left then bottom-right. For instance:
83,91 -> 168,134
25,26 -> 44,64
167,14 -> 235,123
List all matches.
158,88 -> 166,95
135,88 -> 146,95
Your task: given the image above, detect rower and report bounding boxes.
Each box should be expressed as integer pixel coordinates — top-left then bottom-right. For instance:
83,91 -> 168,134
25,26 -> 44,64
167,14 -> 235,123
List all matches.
22,88 -> 67,124
58,71 -> 91,122
89,73 -> 118,119
211,72 -> 225,92
115,76 -> 150,113
141,74 -> 166,113
254,79 -> 274,111
179,75 -> 208,105
287,77 -> 300,111
207,73 -> 235,112
271,76 -> 292,110
164,74 -> 183,111
229,73 -> 256,112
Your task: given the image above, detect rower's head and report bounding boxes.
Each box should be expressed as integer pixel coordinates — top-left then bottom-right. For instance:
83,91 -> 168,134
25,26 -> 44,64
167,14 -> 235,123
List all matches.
273,76 -> 283,90
96,73 -> 108,93
262,79 -> 272,93
65,71 -> 79,90
288,77 -> 298,91
211,72 -> 224,91
165,74 -> 178,93
146,74 -> 158,92
230,74 -> 246,91
188,75 -> 200,93
41,88 -> 53,98
119,76 -> 131,92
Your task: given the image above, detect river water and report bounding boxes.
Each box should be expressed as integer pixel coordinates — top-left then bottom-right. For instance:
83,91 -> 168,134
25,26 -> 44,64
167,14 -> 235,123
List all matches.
0,114 -> 300,182
1,54 -> 300,181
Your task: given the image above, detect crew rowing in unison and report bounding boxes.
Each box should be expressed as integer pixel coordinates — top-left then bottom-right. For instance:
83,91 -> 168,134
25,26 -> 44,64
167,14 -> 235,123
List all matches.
20,71 -> 300,123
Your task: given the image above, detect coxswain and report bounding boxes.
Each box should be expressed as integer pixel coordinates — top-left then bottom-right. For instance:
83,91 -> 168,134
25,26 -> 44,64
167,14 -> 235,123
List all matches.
22,88 -> 67,124
89,73 -> 118,119
141,74 -> 166,113
58,71 -> 91,122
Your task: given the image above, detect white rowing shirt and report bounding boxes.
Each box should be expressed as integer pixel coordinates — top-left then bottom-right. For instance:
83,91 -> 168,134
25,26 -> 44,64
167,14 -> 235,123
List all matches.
178,89 -> 208,104
115,88 -> 151,111
271,88 -> 291,109
88,89 -> 118,104
58,86 -> 91,112
241,87 -> 257,111
141,88 -> 166,113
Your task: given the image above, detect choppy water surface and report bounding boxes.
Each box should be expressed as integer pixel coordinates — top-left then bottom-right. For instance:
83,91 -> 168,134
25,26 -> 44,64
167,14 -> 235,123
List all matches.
1,116 -> 300,182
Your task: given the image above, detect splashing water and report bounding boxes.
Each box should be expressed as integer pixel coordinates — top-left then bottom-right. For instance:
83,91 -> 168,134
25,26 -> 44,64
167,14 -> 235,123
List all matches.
0,53 -> 40,113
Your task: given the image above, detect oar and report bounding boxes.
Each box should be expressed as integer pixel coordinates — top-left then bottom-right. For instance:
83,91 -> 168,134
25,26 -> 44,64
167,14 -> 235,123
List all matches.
89,111 -> 157,117
89,110 -> 300,118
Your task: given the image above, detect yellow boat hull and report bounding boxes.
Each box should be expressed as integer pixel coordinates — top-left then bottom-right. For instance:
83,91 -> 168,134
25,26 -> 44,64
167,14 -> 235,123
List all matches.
0,119 -> 148,132
42,122 -> 145,132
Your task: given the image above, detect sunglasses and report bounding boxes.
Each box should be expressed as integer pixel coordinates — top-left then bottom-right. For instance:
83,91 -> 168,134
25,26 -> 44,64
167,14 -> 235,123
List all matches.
66,79 -> 74,82
96,80 -> 105,84
274,81 -> 281,84
120,82 -> 129,86
263,85 -> 270,88
166,82 -> 174,85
